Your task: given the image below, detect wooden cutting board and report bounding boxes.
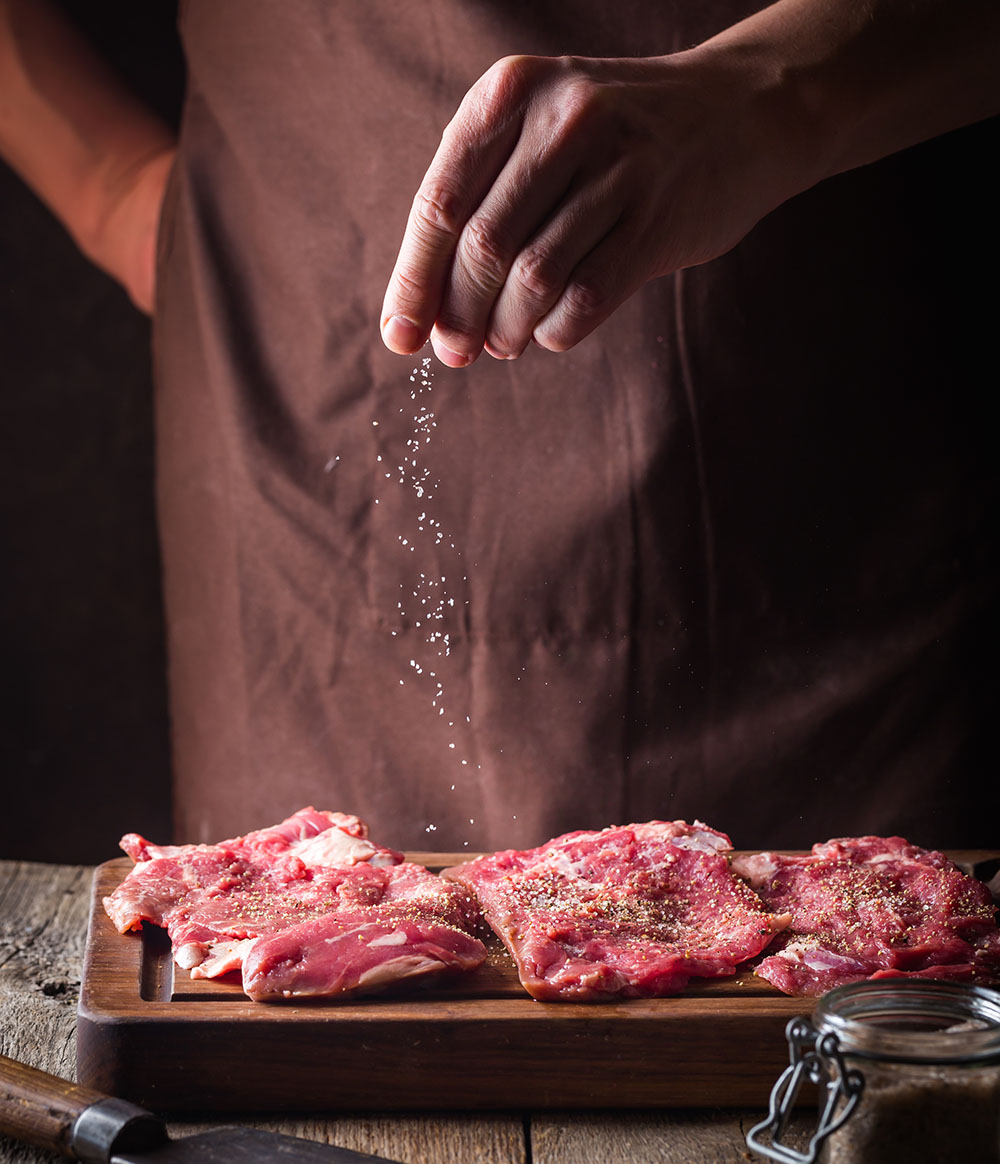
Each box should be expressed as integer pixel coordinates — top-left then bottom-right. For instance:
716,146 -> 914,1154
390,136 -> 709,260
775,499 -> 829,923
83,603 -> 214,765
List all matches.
77,852 -> 999,1112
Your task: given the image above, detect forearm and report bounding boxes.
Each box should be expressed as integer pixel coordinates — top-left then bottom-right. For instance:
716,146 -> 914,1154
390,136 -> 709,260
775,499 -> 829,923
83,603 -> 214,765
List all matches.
0,0 -> 175,306
696,0 -> 1000,194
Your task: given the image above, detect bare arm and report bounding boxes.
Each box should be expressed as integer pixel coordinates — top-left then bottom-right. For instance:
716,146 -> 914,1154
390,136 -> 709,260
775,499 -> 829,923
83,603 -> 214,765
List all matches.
381,0 -> 1000,366
0,0 -> 176,312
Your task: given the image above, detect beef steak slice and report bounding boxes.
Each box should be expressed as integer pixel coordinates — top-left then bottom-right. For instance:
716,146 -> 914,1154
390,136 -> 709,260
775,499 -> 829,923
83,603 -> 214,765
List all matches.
443,820 -> 788,1001
104,807 -> 486,1001
731,835 -> 1000,996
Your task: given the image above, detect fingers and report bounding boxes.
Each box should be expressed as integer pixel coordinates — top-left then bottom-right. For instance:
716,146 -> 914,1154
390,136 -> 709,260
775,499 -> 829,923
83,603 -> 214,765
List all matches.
426,152 -> 583,365
381,173 -> 492,360
532,219 -> 645,352
380,58 -> 534,361
483,171 -> 624,359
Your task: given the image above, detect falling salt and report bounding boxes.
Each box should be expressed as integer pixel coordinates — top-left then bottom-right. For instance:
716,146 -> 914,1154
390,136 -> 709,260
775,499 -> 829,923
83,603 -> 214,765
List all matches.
384,357 -> 480,800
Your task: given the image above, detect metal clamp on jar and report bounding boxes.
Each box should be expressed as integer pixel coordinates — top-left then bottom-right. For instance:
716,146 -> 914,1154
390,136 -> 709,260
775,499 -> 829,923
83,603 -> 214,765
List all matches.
746,979 -> 1000,1164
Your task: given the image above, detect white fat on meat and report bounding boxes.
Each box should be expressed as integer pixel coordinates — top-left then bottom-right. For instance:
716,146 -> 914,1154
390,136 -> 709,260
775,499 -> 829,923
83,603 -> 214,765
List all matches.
543,848 -> 584,879
368,929 -> 409,947
730,852 -> 780,886
189,938 -> 256,978
290,829 -> 389,867
776,939 -> 868,974
319,925 -> 375,945
175,942 -> 207,969
664,824 -> 730,855
355,955 -> 444,989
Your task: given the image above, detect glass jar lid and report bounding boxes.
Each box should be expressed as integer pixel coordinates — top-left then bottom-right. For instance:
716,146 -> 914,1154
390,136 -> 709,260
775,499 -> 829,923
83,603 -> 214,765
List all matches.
813,978 -> 1000,1066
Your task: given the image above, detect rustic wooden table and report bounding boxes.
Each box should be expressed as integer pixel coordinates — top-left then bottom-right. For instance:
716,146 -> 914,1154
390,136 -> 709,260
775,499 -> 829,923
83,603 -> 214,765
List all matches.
0,859 -> 815,1164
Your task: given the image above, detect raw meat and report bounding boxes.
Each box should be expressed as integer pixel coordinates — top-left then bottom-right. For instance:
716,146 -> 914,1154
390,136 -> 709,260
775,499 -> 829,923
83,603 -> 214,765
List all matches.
104,807 -> 486,1001
242,908 -> 485,1001
442,820 -> 789,1001
731,835 -> 1000,996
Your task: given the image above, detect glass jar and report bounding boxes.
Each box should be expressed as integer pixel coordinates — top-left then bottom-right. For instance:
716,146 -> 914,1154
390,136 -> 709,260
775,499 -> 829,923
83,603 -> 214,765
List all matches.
746,979 -> 1000,1164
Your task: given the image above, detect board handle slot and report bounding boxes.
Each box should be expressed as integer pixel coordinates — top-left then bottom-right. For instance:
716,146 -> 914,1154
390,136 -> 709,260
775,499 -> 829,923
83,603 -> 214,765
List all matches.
138,925 -> 174,1002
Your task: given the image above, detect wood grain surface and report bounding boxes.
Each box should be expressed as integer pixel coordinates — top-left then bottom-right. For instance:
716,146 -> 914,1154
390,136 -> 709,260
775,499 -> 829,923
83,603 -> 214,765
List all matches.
0,863 -> 91,1164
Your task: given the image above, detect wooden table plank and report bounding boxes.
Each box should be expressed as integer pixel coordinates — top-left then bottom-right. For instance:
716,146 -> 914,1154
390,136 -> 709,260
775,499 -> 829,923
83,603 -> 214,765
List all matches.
0,862 -> 90,1071
531,1109 -> 817,1163
0,862 -> 91,1164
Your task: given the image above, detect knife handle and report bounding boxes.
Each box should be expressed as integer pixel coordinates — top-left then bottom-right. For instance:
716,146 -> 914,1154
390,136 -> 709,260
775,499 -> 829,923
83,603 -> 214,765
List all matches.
0,1053 -> 163,1161
0,1053 -> 104,1156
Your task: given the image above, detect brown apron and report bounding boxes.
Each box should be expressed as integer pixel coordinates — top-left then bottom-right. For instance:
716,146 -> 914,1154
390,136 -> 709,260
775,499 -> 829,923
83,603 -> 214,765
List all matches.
153,1 -> 998,851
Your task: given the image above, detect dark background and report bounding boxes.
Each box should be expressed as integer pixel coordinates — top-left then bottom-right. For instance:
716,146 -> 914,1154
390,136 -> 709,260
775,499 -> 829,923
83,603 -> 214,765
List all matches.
1,2 -> 183,862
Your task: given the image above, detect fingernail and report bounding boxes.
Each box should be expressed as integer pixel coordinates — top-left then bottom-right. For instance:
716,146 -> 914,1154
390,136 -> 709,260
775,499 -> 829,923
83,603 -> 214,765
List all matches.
484,342 -> 515,361
382,315 -> 421,353
435,344 -> 473,369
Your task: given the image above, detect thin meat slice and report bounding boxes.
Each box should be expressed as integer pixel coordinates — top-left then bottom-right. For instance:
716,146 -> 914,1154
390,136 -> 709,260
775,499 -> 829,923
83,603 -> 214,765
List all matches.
103,808 -> 486,1000
243,911 -> 487,1001
732,835 -> 1000,996
443,820 -> 789,1001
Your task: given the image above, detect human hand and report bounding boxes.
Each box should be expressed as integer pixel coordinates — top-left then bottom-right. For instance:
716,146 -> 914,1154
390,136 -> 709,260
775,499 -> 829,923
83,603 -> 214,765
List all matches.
1,0 -> 177,317
84,146 -> 175,315
381,49 -> 808,367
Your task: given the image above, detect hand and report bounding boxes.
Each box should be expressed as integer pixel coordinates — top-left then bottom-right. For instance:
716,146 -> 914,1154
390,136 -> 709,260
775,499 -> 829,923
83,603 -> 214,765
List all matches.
84,146 -> 175,315
1,0 -> 177,317
381,49 -> 807,367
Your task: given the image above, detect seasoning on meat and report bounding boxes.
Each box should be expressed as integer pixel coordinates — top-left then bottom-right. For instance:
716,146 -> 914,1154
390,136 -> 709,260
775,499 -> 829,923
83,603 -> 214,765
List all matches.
731,835 -> 1000,996
442,820 -> 790,1001
103,807 -> 486,1001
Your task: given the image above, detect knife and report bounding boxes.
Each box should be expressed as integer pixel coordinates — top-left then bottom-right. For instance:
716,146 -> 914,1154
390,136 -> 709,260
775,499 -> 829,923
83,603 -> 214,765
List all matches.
0,1054 -> 402,1163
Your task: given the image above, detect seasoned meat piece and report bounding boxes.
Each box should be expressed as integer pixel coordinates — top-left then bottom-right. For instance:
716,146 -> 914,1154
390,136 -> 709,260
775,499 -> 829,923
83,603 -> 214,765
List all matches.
104,807 -> 486,1000
732,835 -> 1000,996
444,820 -> 788,1001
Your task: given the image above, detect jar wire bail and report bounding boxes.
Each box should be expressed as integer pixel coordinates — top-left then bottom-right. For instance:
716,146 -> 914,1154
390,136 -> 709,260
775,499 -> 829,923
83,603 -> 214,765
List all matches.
745,1017 -> 865,1164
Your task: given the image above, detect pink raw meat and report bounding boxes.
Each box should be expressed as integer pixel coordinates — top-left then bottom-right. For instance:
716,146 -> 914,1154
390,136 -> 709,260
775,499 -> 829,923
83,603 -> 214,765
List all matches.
104,807 -> 486,1000
443,820 -> 788,1001
732,835 -> 1000,996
